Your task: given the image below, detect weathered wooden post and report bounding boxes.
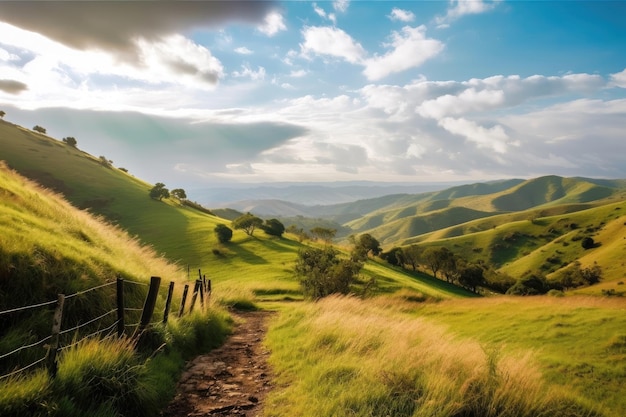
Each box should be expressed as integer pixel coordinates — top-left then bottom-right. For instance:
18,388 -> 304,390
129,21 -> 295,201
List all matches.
163,281 -> 175,324
189,280 -> 201,312
139,276 -> 161,331
198,278 -> 205,309
47,294 -> 65,377
179,284 -> 189,317
116,277 -> 125,337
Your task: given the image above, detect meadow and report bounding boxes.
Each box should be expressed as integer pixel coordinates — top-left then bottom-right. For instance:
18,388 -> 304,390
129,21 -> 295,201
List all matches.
1,119 -> 625,416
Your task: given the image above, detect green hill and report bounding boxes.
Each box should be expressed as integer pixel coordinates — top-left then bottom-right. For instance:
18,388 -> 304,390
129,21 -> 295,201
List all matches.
3,118 -> 626,417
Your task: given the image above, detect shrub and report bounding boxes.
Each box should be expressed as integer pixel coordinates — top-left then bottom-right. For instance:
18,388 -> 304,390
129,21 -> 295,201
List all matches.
581,236 -> 595,249
214,224 -> 233,243
294,246 -> 362,300
506,273 -> 549,295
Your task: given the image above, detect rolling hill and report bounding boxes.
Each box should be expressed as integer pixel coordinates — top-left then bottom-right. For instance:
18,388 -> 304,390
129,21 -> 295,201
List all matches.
2,117 -> 626,417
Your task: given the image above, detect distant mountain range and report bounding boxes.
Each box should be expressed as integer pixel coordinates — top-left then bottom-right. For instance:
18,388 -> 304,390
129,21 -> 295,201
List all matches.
191,182 -> 468,208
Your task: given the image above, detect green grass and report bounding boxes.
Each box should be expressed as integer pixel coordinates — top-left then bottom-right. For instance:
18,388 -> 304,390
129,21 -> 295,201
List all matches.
414,296 -> 626,416
265,296 -> 605,417
3,118 -> 626,417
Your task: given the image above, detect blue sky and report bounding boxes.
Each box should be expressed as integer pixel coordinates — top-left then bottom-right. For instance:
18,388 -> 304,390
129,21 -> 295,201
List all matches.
1,1 -> 625,193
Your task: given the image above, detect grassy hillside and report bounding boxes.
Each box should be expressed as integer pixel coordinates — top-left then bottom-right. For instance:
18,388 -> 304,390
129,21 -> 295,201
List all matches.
3,117 -> 626,417
0,119 -> 224,265
0,162 -> 231,417
336,175 -> 624,246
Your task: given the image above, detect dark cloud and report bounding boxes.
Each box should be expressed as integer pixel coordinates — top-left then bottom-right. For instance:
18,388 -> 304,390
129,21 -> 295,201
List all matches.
165,59 -> 220,84
0,79 -> 28,94
0,1 -> 277,62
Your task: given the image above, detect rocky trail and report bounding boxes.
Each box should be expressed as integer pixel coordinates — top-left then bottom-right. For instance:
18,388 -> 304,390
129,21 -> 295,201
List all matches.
161,310 -> 274,417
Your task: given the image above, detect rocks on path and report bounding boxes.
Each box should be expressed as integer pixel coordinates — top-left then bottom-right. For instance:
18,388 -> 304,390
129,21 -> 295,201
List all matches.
161,310 -> 274,417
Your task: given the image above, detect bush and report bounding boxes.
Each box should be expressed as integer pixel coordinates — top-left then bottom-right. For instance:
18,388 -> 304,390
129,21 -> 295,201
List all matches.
294,246 -> 362,300
506,273 -> 549,295
214,224 -> 233,243
581,236 -> 595,249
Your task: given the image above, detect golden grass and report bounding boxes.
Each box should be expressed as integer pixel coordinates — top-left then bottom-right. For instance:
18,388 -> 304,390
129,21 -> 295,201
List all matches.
265,295 -> 604,417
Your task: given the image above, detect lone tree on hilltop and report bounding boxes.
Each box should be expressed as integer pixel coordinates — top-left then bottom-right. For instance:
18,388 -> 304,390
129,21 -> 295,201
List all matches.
232,213 -> 263,236
33,125 -> 46,134
62,136 -> 77,147
149,183 -> 170,201
0,110 -> 5,119
214,224 -> 233,244
171,188 -> 187,201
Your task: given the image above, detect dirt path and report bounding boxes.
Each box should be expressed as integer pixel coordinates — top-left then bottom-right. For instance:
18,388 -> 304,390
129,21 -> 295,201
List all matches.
161,310 -> 274,417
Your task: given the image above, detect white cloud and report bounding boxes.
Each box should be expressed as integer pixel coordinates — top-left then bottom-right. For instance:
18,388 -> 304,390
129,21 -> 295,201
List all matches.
438,117 -> 511,153
389,8 -> 415,22
333,0 -> 350,13
363,26 -> 444,81
137,35 -> 224,86
436,0 -> 500,27
232,64 -> 266,81
0,47 -> 19,62
417,88 -> 505,119
234,47 -> 253,55
289,69 -> 308,78
300,26 -> 366,64
313,2 -> 337,24
313,3 -> 326,18
258,11 -> 287,36
610,68 -> 626,88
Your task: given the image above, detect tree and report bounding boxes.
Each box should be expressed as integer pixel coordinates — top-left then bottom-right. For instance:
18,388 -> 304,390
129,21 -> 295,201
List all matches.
506,273 -> 549,296
457,264 -> 485,293
403,245 -> 422,271
0,110 -> 5,119
32,125 -> 46,134
294,246 -> 362,300
380,247 -> 404,267
99,156 -> 113,168
423,247 -> 445,279
310,227 -> 336,243
438,248 -> 457,283
262,218 -> 285,237
171,188 -> 187,200
149,182 -> 170,201
214,224 -> 233,244
581,236 -> 595,249
353,233 -> 381,261
232,213 -> 263,236
62,136 -> 77,147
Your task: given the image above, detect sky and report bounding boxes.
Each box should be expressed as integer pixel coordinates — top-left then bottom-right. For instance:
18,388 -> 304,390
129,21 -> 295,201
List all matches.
1,0 -> 626,193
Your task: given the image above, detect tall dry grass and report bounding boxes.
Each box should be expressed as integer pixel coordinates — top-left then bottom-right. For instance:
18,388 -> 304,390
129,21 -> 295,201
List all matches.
265,295 -> 604,417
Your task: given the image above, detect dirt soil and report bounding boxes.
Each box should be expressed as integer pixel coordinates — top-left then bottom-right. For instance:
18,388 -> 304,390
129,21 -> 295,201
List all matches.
161,310 -> 275,417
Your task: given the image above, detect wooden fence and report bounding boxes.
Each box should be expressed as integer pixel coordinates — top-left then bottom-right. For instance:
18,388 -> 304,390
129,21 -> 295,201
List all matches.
0,270 -> 212,381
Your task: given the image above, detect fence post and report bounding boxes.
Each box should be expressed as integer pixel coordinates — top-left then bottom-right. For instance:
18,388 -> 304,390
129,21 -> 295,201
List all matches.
46,294 -> 65,377
116,277 -> 125,337
179,284 -> 189,317
139,276 -> 161,331
199,278 -> 205,309
163,281 -> 175,324
189,280 -> 201,312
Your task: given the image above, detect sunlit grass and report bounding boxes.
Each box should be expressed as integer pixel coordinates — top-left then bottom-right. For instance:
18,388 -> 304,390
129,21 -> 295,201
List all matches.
265,295 -> 604,417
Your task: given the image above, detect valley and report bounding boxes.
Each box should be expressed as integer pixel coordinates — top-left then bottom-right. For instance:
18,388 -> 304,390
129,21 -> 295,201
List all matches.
0,119 -> 625,417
